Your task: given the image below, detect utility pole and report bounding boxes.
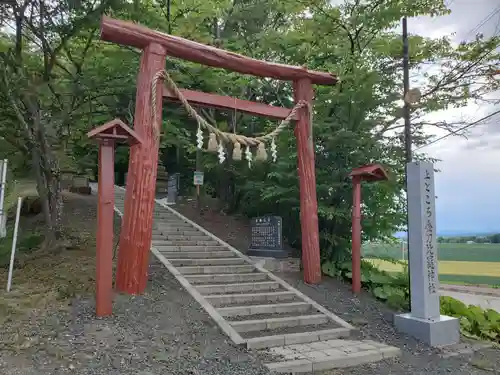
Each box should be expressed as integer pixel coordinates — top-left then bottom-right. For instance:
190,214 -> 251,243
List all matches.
402,16 -> 412,311
402,17 -> 411,163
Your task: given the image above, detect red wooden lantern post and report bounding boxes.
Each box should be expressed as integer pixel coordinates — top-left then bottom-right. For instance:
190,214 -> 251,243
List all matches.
87,119 -> 143,316
349,164 -> 389,294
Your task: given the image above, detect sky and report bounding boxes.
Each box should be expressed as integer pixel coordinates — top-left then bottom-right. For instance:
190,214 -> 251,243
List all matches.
408,0 -> 500,235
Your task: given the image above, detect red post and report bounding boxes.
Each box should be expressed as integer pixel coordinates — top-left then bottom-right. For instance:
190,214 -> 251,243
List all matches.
116,43 -> 167,294
351,176 -> 362,294
293,78 -> 321,284
96,139 -> 115,316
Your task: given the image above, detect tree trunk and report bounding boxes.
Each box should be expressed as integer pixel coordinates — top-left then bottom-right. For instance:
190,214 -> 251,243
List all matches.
30,106 -> 64,246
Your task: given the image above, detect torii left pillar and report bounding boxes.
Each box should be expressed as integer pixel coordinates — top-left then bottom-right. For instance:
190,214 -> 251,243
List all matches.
115,43 -> 167,294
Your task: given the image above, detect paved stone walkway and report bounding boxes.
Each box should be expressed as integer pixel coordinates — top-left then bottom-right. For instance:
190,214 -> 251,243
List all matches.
265,339 -> 400,372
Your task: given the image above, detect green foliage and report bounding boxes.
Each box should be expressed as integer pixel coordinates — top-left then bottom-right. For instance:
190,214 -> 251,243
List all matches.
441,296 -> 500,343
0,0 -> 498,255
322,258 -> 410,311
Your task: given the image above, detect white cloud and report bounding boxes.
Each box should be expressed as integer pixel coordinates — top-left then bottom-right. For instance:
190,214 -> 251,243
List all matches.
410,1 -> 500,234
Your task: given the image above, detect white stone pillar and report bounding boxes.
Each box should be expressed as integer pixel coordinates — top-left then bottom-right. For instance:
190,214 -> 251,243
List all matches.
407,161 -> 440,319
394,161 -> 459,347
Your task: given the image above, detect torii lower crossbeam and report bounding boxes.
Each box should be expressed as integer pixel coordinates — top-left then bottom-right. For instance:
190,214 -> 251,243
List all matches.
101,17 -> 337,294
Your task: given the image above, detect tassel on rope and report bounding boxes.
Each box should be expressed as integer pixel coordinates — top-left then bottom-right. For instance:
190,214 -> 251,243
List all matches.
244,145 -> 253,168
270,138 -> 278,162
207,133 -> 218,152
255,142 -> 268,161
196,127 -> 203,149
232,142 -> 242,160
217,143 -> 226,164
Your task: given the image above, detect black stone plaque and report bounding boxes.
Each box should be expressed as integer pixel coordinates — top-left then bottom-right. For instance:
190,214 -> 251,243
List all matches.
248,216 -> 287,258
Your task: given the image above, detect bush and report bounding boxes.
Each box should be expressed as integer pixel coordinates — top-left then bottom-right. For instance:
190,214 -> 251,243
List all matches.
322,258 -> 410,311
441,296 -> 500,343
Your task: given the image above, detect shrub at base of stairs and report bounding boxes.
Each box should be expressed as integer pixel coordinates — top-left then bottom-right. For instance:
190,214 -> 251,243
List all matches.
322,260 -> 500,345
322,259 -> 410,311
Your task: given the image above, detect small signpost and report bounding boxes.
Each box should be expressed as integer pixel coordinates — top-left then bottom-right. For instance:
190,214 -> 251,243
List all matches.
193,171 -> 204,210
394,161 -> 459,346
193,171 -> 204,186
87,119 -> 143,317
247,216 -> 287,258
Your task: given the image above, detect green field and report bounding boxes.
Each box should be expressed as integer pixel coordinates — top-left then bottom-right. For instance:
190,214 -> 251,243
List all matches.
363,242 -> 500,286
363,242 -> 500,263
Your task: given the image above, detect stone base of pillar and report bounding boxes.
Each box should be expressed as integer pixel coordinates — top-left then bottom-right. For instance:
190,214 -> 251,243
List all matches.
394,313 -> 459,347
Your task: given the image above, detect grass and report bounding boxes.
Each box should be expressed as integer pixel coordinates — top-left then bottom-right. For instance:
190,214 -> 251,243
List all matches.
364,242 -> 500,287
0,191 -> 103,328
0,228 -> 44,266
363,242 -> 500,263
0,179 -> 41,266
366,258 -> 500,287
366,259 -> 500,277
439,274 -> 500,287
3,180 -> 38,213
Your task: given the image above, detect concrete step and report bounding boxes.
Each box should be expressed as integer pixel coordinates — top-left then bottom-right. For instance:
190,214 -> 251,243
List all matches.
217,302 -> 313,318
154,229 -> 202,235
245,328 -> 351,349
176,265 -> 256,275
161,251 -> 236,259
169,258 -> 247,267
183,273 -> 270,284
153,245 -> 226,252
152,240 -> 219,246
230,314 -> 329,333
205,291 -> 297,307
154,222 -> 193,228
154,218 -> 190,224
162,235 -> 211,241
196,281 -> 281,295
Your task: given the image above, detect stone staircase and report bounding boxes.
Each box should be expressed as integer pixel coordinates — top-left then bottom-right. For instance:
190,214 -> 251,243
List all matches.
111,186 -> 400,373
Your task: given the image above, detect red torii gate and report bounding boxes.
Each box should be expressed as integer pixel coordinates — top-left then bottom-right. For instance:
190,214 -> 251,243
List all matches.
100,17 -> 338,294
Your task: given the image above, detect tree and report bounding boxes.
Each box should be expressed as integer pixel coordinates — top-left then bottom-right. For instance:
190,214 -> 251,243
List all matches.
0,0 -> 498,263
0,0 -> 121,246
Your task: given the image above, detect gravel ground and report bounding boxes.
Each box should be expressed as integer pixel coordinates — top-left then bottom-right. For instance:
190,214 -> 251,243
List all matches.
0,261 -> 271,375
3,194 -> 496,374
277,272 -> 499,375
0,193 -> 271,375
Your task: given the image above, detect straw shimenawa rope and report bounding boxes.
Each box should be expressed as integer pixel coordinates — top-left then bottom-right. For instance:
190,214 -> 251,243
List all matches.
150,70 -> 310,147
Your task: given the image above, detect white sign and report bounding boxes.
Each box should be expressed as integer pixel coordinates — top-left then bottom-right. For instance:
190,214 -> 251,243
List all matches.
193,171 -> 204,186
407,161 -> 440,320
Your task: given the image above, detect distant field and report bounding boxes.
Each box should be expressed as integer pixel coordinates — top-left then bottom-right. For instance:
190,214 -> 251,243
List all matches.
363,242 -> 500,286
363,242 -> 500,263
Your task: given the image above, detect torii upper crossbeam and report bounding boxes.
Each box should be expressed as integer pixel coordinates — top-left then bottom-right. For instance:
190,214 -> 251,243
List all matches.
100,17 -> 338,294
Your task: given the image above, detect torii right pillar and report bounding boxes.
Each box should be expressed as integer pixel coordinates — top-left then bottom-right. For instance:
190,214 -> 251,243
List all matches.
294,79 -> 321,284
